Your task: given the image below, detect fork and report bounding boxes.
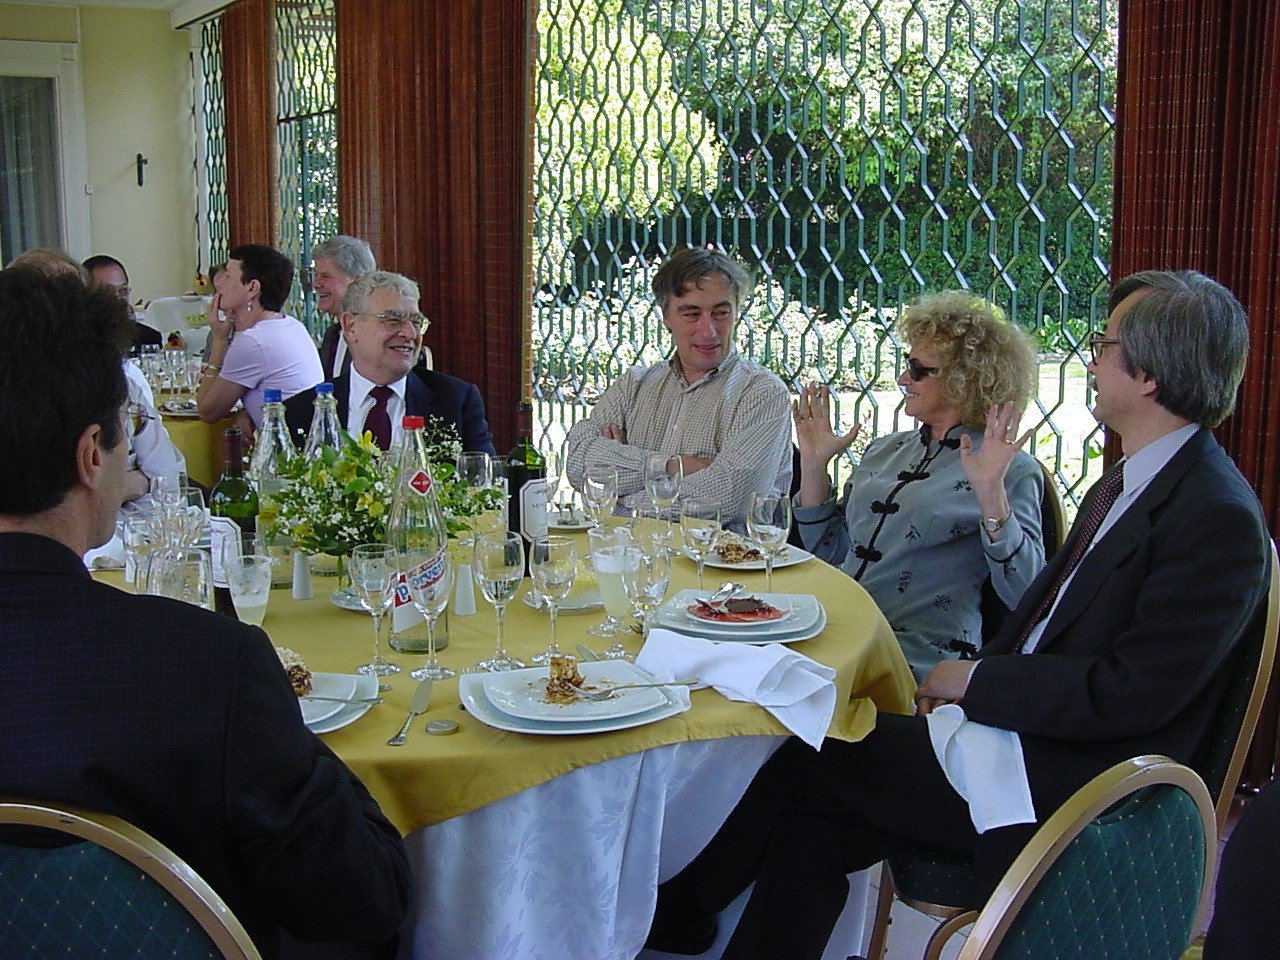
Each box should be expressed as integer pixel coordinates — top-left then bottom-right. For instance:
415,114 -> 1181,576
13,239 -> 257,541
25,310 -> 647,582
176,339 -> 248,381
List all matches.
575,678 -> 698,701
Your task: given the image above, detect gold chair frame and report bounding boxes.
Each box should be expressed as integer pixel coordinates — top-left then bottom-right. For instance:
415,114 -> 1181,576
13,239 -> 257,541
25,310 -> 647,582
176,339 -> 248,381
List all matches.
0,799 -> 263,960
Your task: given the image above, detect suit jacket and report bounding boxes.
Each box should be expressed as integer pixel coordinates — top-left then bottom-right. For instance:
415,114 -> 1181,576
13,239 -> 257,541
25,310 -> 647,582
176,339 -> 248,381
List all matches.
284,366 -> 497,455
0,534 -> 411,958
963,427 -> 1270,809
318,320 -> 343,380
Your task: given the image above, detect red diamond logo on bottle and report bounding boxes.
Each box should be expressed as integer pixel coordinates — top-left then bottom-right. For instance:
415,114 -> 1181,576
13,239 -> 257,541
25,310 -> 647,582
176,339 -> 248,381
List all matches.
409,470 -> 433,495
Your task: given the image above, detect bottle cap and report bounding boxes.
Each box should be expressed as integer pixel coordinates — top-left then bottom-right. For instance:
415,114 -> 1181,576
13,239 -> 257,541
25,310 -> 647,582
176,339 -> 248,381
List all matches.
316,382 -> 334,395
263,388 -> 283,403
403,415 -> 425,429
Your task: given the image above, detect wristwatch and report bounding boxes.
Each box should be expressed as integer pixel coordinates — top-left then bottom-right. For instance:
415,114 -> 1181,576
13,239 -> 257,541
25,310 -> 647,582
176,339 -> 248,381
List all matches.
981,513 -> 1010,536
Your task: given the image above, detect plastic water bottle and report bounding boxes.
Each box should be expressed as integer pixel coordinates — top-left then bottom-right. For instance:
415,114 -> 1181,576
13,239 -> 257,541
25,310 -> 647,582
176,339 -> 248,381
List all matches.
302,382 -> 344,458
250,388 -> 297,587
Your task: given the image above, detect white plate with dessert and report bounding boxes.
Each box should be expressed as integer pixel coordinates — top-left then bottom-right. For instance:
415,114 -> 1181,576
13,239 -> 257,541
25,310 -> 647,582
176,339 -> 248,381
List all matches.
275,646 -> 379,734
700,537 -> 812,571
482,660 -> 669,722
460,660 -> 690,735
306,673 -> 379,734
300,673 -> 360,727
655,590 -> 826,644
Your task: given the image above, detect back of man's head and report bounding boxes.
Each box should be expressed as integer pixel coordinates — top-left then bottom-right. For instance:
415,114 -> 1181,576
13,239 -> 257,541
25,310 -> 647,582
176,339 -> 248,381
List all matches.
651,246 -> 753,312
0,268 -> 130,515
1109,270 -> 1249,428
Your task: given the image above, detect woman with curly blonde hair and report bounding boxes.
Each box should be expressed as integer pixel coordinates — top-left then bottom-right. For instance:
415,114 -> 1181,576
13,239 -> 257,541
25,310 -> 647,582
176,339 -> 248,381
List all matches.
793,290 -> 1044,679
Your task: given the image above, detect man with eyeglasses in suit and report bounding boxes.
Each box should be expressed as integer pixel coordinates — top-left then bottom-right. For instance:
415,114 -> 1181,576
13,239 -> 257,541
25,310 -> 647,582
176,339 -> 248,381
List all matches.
285,270 -> 495,454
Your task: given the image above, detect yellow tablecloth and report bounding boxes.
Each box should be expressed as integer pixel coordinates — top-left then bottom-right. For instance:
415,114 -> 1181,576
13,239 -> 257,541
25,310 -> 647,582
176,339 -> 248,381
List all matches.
161,414 -> 234,487
98,542 -> 914,836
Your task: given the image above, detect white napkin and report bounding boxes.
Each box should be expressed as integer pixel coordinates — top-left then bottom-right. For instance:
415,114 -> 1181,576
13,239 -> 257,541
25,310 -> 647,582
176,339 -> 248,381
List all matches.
84,534 -> 126,570
636,628 -> 837,748
926,704 -> 1036,833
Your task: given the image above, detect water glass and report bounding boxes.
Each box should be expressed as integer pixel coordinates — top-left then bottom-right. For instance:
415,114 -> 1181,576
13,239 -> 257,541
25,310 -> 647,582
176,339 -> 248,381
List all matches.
680,499 -> 722,590
643,454 -> 683,510
621,547 -> 671,642
630,498 -> 675,558
583,465 -> 619,528
402,549 -> 455,680
748,493 -> 793,591
351,543 -> 400,676
530,536 -> 577,664
119,513 -> 160,592
472,532 -> 526,671
224,554 -> 273,626
147,548 -> 212,609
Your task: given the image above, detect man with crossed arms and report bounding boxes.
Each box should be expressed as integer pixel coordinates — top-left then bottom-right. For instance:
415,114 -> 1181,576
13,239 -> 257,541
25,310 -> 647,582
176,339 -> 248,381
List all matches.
646,269 -> 1271,960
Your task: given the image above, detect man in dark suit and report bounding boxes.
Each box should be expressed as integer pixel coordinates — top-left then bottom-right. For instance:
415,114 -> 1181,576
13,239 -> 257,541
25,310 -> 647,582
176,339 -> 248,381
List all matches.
83,254 -> 163,354
646,270 -> 1271,960
311,235 -> 376,380
285,270 -> 496,455
0,268 -> 412,959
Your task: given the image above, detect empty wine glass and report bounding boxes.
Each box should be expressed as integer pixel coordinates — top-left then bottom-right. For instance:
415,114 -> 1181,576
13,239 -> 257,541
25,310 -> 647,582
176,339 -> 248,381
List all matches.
146,548 -> 212,609
644,454 -> 683,511
119,513 -> 159,592
472,532 -> 526,671
630,497 -> 675,558
456,452 -> 493,489
402,549 -> 455,680
621,547 -> 671,642
351,543 -> 400,676
583,465 -> 619,528
748,493 -> 793,591
588,527 -> 634,641
544,446 -> 566,524
680,499 -> 722,590
530,536 -> 577,664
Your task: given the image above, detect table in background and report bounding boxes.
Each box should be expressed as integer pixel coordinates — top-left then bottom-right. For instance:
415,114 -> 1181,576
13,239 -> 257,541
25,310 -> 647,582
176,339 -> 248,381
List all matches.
140,296 -> 211,355
161,412 -> 234,487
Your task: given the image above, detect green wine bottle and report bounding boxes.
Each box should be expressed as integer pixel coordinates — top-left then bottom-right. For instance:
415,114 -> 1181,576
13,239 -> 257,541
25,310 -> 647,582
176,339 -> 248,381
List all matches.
209,428 -> 259,619
505,402 -> 547,571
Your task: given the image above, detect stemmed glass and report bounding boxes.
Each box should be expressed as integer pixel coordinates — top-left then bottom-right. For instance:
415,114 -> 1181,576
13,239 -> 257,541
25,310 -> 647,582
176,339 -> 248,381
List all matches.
583,465 -> 619,528
621,547 -> 671,642
543,447 -> 565,522
680,499 -> 722,590
748,493 -> 793,591
402,550 -> 455,680
119,514 -> 159,592
472,532 -> 526,671
529,536 -> 577,664
587,527 -> 634,641
644,454 -> 683,512
630,498 -> 675,558
146,548 -> 212,609
350,543 -> 400,676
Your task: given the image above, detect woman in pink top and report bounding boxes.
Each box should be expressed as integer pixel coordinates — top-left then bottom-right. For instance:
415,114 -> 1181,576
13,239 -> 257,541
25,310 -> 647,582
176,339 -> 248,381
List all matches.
196,244 -> 323,434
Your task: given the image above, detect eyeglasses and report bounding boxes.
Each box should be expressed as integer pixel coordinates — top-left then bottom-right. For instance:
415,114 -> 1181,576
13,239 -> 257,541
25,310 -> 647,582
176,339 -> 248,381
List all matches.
905,356 -> 941,382
124,402 -> 155,437
355,311 -> 430,335
1088,335 -> 1122,362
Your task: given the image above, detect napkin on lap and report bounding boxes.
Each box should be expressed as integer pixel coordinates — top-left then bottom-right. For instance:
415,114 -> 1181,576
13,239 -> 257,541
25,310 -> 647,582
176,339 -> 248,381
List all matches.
84,534 -> 126,570
926,704 -> 1036,833
636,628 -> 836,748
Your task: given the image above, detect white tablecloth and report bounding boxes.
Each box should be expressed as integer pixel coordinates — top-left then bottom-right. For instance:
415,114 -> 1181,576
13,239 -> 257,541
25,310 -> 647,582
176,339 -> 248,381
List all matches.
141,296 -> 212,355
399,736 -> 871,960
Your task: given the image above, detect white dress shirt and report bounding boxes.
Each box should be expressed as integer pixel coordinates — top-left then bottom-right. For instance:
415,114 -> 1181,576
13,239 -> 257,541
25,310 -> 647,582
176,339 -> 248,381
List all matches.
345,367 -> 408,449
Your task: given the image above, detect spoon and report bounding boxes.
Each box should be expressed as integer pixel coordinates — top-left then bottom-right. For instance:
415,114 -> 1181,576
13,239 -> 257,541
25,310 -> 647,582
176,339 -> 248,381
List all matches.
696,581 -> 745,614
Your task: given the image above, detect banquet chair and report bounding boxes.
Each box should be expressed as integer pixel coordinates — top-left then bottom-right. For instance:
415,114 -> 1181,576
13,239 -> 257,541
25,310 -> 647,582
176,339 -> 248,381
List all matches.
0,799 -> 262,960
863,540 -> 1278,960
953,755 -> 1215,960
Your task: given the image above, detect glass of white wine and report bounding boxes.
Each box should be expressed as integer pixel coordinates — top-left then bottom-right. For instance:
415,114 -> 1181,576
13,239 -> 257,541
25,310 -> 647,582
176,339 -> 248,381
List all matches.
588,527 -> 635,643
680,499 -> 722,590
747,492 -> 793,591
224,554 -> 273,626
529,536 -> 577,664
351,543 -> 400,676
472,532 -> 526,672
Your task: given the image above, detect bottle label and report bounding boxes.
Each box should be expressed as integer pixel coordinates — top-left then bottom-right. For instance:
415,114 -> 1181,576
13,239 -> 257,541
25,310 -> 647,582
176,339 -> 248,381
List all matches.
209,516 -> 240,588
518,478 -> 548,541
408,469 -> 434,496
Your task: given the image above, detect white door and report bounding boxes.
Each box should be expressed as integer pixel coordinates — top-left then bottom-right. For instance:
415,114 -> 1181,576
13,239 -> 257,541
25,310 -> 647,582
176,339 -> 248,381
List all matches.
0,39 -> 89,263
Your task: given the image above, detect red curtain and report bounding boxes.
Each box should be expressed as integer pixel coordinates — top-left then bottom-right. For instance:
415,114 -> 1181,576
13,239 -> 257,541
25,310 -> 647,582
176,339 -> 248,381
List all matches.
337,0 -> 533,454
1114,0 -> 1280,785
221,0 -> 279,247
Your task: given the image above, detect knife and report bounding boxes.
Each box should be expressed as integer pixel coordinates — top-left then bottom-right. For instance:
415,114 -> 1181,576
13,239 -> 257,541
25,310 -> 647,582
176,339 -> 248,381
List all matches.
576,643 -> 600,662
387,678 -> 434,746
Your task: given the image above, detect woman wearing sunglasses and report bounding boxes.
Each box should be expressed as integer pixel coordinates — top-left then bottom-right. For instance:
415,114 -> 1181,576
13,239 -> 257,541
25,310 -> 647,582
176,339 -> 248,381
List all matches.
793,291 -> 1044,680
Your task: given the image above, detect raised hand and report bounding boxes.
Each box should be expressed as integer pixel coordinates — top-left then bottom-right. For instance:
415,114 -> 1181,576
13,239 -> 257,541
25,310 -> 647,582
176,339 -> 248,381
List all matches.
960,402 -> 1031,526
792,383 -> 860,466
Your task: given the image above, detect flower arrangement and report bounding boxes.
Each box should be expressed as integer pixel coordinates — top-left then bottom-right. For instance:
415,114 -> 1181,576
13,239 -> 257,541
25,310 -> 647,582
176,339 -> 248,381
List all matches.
258,418 -> 504,557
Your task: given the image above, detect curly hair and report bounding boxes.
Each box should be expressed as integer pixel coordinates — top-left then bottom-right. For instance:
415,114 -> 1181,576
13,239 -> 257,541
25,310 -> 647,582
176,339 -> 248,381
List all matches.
896,291 -> 1038,429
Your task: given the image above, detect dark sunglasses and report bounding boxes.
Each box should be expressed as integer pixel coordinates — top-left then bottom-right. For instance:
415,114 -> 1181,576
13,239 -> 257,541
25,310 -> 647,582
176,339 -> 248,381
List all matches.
905,357 -> 940,382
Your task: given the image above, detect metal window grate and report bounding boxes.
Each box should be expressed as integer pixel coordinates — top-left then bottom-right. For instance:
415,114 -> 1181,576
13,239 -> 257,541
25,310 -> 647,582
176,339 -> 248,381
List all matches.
533,0 -> 1116,511
198,18 -> 228,272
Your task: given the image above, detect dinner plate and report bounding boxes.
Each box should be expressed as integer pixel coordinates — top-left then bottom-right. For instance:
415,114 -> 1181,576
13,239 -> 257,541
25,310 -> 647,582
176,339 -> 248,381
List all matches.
305,673 -> 378,733
460,669 -> 689,735
331,588 -> 366,612
655,590 -> 825,644
481,660 -> 669,722
300,672 -> 359,726
521,585 -> 603,612
685,600 -> 793,630
699,543 -> 813,571
547,510 -> 595,531
161,406 -> 202,419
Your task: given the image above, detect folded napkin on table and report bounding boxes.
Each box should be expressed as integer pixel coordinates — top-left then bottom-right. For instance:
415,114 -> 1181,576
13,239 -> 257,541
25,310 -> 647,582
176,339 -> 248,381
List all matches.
636,628 -> 836,748
926,703 -> 1036,833
84,534 -> 126,571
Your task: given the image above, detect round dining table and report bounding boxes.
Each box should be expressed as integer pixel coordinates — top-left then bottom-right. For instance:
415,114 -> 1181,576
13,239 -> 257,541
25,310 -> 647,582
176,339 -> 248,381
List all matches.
97,533 -> 915,960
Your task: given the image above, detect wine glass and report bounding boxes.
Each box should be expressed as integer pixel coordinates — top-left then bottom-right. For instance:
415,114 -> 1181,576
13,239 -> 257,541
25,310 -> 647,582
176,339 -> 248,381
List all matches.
644,453 -> 683,511
543,446 -> 566,524
402,549 -> 455,680
582,465 -> 618,528
621,547 -> 671,642
529,536 -> 577,664
119,513 -> 159,592
630,497 -> 675,558
587,526 -> 634,641
472,532 -> 526,671
680,499 -> 722,590
148,472 -> 187,514
350,543 -> 400,676
456,452 -> 493,490
748,493 -> 793,591
146,548 -> 212,609
224,554 -> 273,626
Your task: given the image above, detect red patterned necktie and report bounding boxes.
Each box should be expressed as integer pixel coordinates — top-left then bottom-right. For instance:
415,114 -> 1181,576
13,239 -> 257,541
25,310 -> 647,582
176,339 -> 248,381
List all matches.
363,385 -> 394,451
1014,463 -> 1125,652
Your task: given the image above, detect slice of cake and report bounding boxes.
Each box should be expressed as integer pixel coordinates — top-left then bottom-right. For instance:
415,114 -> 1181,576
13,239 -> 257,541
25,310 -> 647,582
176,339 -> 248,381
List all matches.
274,646 -> 313,697
545,654 -> 584,705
